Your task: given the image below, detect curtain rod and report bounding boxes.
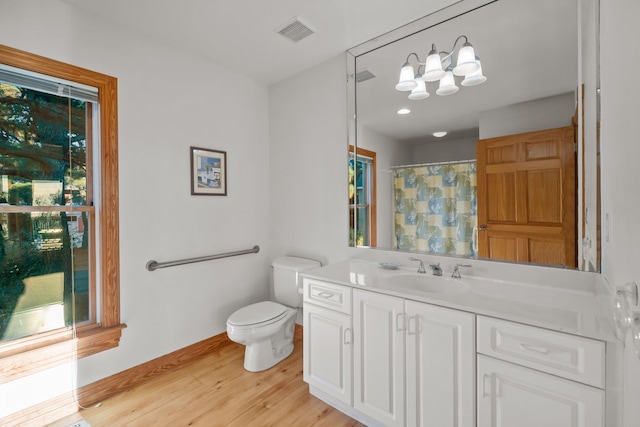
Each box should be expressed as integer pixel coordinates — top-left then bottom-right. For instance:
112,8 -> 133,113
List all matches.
389,159 -> 476,170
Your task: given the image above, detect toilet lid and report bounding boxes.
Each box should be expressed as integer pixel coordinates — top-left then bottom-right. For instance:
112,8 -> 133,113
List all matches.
227,301 -> 288,326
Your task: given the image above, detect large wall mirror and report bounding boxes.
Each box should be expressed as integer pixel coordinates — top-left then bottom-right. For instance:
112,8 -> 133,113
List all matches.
348,0 -> 600,272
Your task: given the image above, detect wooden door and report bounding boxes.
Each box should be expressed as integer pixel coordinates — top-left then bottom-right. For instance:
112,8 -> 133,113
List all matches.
476,126 -> 576,267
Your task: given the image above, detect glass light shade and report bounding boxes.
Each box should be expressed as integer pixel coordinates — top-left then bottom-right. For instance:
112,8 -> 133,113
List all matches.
408,78 -> 429,100
461,60 -> 487,86
395,62 -> 417,91
422,49 -> 446,82
453,42 -> 479,76
436,71 -> 459,96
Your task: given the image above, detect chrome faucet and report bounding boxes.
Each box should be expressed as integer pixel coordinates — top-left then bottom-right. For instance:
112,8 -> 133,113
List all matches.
409,257 -> 427,274
452,263 -> 472,278
429,263 -> 443,276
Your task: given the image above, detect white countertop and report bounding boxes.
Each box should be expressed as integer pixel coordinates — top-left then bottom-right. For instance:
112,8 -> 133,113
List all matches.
301,258 -> 618,343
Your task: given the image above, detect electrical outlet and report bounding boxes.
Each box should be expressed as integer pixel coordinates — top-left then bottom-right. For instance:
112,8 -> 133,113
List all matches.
69,420 -> 91,427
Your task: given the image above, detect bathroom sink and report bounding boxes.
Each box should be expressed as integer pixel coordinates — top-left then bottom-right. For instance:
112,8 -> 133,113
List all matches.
381,274 -> 469,294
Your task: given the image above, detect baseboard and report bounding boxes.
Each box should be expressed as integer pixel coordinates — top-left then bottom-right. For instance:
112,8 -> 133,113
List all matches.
0,332 -> 233,427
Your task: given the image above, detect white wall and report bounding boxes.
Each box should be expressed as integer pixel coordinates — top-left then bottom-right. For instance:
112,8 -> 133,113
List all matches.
268,55 -> 349,266
600,1 -> 640,426
479,92 -> 575,139
409,136 -> 477,164
0,0 -> 271,417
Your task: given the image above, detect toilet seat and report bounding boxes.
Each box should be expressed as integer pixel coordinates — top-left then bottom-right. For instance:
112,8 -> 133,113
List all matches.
227,301 -> 288,327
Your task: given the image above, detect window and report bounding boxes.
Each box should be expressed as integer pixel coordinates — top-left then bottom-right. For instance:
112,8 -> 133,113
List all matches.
349,145 -> 376,247
0,44 -> 123,383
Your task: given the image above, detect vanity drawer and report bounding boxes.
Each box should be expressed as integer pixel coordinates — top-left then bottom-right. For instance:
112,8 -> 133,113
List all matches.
303,278 -> 352,314
477,316 -> 605,389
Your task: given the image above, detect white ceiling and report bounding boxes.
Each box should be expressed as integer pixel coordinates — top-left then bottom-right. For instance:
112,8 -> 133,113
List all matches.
58,0 -> 462,85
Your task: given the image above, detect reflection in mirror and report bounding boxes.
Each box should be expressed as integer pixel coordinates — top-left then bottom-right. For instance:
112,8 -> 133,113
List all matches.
348,0 -> 600,271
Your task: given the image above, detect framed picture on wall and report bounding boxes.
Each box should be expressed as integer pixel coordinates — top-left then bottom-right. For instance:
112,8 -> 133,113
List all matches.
190,146 -> 227,196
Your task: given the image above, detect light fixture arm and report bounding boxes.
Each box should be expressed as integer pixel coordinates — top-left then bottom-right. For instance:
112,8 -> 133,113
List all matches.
438,35 -> 470,65
405,52 -> 420,64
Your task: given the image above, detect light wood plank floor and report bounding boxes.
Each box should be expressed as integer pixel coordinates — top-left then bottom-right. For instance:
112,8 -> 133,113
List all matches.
49,337 -> 364,427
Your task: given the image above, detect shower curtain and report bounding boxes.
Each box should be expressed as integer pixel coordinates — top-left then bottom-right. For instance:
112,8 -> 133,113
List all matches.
394,161 -> 478,257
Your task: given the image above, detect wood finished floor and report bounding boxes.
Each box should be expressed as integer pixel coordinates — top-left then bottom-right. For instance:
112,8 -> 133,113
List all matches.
49,337 -> 364,427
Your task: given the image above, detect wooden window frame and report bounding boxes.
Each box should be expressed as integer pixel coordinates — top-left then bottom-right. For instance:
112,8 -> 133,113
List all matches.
0,44 -> 125,384
349,145 -> 377,247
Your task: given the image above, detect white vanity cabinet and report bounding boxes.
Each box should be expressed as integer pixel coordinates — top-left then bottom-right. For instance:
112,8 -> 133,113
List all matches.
302,278 -> 353,406
476,316 -> 605,427
301,261 -> 618,427
352,289 -> 476,427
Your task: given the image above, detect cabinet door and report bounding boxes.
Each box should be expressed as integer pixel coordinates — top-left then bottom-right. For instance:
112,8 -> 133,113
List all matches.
353,290 -> 405,427
477,355 -> 604,427
303,303 -> 352,405
405,301 -> 475,427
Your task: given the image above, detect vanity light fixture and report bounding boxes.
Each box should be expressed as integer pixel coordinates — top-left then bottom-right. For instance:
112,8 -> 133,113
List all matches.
395,35 -> 487,100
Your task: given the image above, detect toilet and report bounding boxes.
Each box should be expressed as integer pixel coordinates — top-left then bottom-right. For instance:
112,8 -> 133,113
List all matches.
226,256 -> 321,372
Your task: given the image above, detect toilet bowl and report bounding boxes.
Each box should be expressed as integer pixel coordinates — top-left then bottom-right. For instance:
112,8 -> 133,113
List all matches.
227,301 -> 297,372
225,256 -> 321,372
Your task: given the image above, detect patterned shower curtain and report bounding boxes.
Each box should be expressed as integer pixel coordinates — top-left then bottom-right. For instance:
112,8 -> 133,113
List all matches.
394,161 -> 478,257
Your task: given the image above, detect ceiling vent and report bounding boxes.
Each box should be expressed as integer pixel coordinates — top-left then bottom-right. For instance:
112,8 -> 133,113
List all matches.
356,69 -> 376,83
277,18 -> 314,43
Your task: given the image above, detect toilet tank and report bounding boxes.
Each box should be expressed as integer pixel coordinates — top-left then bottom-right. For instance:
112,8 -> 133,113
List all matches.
272,256 -> 321,308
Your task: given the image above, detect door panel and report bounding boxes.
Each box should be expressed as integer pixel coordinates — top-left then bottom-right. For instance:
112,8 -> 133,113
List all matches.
406,301 -> 475,427
486,173 -> 517,222
303,303 -> 352,405
353,290 -> 405,427
527,170 -> 562,223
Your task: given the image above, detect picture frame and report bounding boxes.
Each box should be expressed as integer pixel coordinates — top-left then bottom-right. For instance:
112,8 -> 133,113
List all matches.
190,146 -> 227,196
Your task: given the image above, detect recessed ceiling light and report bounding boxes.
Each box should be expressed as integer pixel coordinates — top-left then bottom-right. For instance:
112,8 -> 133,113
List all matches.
397,108 -> 411,115
433,131 -> 447,137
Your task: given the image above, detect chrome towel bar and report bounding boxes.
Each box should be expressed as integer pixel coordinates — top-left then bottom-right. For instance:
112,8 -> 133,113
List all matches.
146,245 -> 260,271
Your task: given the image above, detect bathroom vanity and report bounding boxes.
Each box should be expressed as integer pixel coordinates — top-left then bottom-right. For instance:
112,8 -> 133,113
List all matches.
301,255 -> 620,427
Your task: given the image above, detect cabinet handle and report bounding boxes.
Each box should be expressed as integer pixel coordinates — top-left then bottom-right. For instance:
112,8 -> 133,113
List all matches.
482,374 -> 500,397
396,313 -> 407,332
519,342 -> 551,355
315,291 -> 334,299
344,328 -> 352,345
407,315 -> 420,335
482,374 -> 492,398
